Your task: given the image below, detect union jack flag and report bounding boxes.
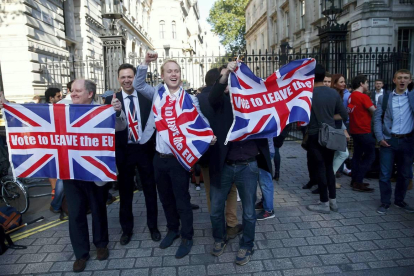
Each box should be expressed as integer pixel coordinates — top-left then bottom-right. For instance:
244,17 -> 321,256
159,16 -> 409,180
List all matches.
153,85 -> 214,171
226,58 -> 315,143
3,103 -> 117,182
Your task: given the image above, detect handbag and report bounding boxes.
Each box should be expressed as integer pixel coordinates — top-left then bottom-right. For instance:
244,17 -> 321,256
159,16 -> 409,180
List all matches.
311,109 -> 347,152
318,123 -> 347,152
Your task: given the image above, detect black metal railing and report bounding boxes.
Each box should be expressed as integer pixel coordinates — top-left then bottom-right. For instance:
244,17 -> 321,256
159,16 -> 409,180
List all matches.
39,47 -> 411,140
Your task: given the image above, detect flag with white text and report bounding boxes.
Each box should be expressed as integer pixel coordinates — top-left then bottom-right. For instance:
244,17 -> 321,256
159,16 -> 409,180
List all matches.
3,103 -> 117,181
226,58 -> 315,143
153,85 -> 214,171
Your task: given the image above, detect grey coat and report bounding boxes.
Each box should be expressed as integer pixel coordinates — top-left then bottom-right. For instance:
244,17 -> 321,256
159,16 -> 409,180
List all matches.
373,91 -> 414,142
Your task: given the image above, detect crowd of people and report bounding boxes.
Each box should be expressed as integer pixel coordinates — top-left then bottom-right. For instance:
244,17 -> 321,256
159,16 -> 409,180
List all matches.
0,53 -> 413,273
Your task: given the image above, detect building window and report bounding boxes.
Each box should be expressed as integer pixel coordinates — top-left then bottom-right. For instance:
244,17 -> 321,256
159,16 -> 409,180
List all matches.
260,1 -> 263,10
247,12 -> 250,27
159,20 -> 165,39
285,11 -> 289,38
253,4 -> 256,17
172,21 -> 176,39
398,28 -> 413,51
300,0 -> 305,29
261,33 -> 265,52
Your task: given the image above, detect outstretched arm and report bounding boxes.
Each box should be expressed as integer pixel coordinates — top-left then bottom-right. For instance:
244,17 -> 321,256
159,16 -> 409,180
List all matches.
133,51 -> 159,100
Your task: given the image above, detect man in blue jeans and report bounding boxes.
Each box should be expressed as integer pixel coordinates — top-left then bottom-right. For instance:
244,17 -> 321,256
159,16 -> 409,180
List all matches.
208,61 -> 271,265
374,69 -> 414,214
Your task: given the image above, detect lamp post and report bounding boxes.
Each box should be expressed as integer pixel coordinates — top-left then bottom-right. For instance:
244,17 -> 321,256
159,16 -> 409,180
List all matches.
100,0 -> 126,92
318,0 -> 348,75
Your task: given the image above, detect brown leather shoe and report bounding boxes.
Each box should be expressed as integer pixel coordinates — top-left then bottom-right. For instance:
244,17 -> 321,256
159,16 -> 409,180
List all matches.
73,255 -> 90,272
96,247 -> 109,260
226,224 -> 243,239
352,182 -> 374,193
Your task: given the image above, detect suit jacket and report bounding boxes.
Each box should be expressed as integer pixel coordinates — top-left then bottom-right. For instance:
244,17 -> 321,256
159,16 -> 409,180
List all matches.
373,90 -> 414,142
370,90 -> 390,106
207,81 -> 272,189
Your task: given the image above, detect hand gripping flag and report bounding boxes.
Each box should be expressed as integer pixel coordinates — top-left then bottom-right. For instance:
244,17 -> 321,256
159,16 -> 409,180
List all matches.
225,58 -> 315,143
153,85 -> 214,171
3,103 -> 117,182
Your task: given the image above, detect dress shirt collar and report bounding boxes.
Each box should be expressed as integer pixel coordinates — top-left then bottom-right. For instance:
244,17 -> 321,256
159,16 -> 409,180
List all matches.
122,89 -> 137,99
393,89 -> 408,96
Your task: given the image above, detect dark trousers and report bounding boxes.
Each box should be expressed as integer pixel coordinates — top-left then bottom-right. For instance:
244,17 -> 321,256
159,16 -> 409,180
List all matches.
351,133 -> 376,183
308,134 -> 336,202
63,180 -> 109,260
379,136 -> 414,205
116,143 -> 158,234
153,153 -> 193,240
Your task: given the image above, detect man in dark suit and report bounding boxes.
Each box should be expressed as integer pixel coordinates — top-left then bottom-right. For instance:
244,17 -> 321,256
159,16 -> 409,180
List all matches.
207,61 -> 272,266
105,64 -> 160,244
371,79 -> 390,106
374,69 -> 414,214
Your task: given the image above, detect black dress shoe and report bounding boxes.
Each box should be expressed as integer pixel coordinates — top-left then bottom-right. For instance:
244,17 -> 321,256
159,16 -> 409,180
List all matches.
311,187 -> 320,194
150,228 -> 161,241
120,232 -> 133,245
302,181 -> 315,189
191,203 -> 199,210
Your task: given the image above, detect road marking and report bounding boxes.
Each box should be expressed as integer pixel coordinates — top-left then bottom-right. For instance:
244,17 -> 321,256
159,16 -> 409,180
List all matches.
10,193 -> 125,242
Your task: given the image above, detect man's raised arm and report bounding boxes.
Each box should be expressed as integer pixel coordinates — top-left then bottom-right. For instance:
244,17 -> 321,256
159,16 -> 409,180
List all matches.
133,51 -> 158,100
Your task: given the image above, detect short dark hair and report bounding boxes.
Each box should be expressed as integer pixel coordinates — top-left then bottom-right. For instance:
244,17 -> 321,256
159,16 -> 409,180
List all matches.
375,79 -> 383,83
394,69 -> 412,79
314,64 -> 326,83
44,87 -> 61,103
325,72 -> 332,78
351,75 -> 368,90
118,63 -> 137,77
67,80 -> 74,92
205,68 -> 221,86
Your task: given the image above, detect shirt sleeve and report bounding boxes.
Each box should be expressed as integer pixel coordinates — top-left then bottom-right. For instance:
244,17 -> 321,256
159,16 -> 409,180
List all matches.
362,94 -> 374,109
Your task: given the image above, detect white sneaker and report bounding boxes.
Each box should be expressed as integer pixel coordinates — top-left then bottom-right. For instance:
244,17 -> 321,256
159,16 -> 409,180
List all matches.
195,185 -> 201,191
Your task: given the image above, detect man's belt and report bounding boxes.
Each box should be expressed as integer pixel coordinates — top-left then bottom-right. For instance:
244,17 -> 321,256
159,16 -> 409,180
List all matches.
158,152 -> 175,158
391,132 -> 413,138
226,157 -> 256,166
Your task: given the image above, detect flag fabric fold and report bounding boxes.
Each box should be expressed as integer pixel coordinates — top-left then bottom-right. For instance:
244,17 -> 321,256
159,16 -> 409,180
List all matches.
225,58 -> 316,144
153,85 -> 214,171
3,103 -> 117,182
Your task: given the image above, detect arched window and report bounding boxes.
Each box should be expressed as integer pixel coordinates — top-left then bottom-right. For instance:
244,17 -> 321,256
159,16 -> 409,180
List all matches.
159,20 -> 165,39
172,21 -> 176,39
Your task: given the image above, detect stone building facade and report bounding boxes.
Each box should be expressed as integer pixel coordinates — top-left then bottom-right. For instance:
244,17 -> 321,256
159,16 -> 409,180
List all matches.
245,0 -> 414,71
0,0 -> 220,102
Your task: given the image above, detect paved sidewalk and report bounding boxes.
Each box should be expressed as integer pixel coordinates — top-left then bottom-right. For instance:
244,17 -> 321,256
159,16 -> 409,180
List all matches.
1,141 -> 414,276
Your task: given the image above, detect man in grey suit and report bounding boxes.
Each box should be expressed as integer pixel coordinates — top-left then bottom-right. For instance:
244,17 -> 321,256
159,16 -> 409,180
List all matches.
374,69 -> 414,214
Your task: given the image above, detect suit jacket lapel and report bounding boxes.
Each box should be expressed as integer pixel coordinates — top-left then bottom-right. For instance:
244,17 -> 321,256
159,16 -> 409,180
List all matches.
117,92 -> 126,115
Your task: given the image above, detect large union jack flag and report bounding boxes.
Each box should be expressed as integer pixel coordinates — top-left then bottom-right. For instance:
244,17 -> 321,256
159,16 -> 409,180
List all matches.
226,58 -> 315,143
3,103 -> 117,182
153,85 -> 214,171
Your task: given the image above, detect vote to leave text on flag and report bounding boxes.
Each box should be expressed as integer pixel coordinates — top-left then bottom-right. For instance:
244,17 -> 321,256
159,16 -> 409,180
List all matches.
3,103 -> 117,182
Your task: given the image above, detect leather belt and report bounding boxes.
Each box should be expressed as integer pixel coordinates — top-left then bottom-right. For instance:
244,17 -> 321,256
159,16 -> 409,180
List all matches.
226,157 -> 256,166
391,132 -> 413,138
158,153 -> 175,158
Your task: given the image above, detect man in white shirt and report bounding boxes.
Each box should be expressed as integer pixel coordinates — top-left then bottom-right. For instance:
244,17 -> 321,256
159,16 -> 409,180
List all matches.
104,64 -> 160,245
371,79 -> 389,106
133,52 -> 215,259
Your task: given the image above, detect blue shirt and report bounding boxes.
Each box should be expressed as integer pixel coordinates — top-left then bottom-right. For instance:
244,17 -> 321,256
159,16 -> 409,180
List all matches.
342,89 -> 350,123
391,90 -> 414,135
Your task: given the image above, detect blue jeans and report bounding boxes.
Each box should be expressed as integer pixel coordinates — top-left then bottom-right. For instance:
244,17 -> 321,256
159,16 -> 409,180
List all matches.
351,133 -> 376,183
210,161 -> 259,250
258,168 -> 274,212
379,136 -> 414,205
51,179 -> 64,211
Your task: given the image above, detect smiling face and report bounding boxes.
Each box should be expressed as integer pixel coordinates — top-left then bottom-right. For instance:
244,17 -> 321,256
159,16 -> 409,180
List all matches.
393,73 -> 412,93
70,80 -> 93,104
161,61 -> 181,93
118,68 -> 135,94
334,77 -> 346,91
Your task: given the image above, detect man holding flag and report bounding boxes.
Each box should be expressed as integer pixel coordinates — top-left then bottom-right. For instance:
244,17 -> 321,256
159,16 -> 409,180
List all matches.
133,52 -> 216,259
208,57 -> 315,265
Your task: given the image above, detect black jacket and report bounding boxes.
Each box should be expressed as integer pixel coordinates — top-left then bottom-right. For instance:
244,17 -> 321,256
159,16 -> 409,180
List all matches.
205,81 -> 272,188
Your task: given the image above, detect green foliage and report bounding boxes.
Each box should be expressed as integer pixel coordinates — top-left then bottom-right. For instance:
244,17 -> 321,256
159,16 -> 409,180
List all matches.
207,0 -> 249,53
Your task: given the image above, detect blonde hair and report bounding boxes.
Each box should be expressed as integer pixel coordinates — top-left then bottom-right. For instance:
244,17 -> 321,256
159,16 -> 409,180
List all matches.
160,59 -> 181,74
